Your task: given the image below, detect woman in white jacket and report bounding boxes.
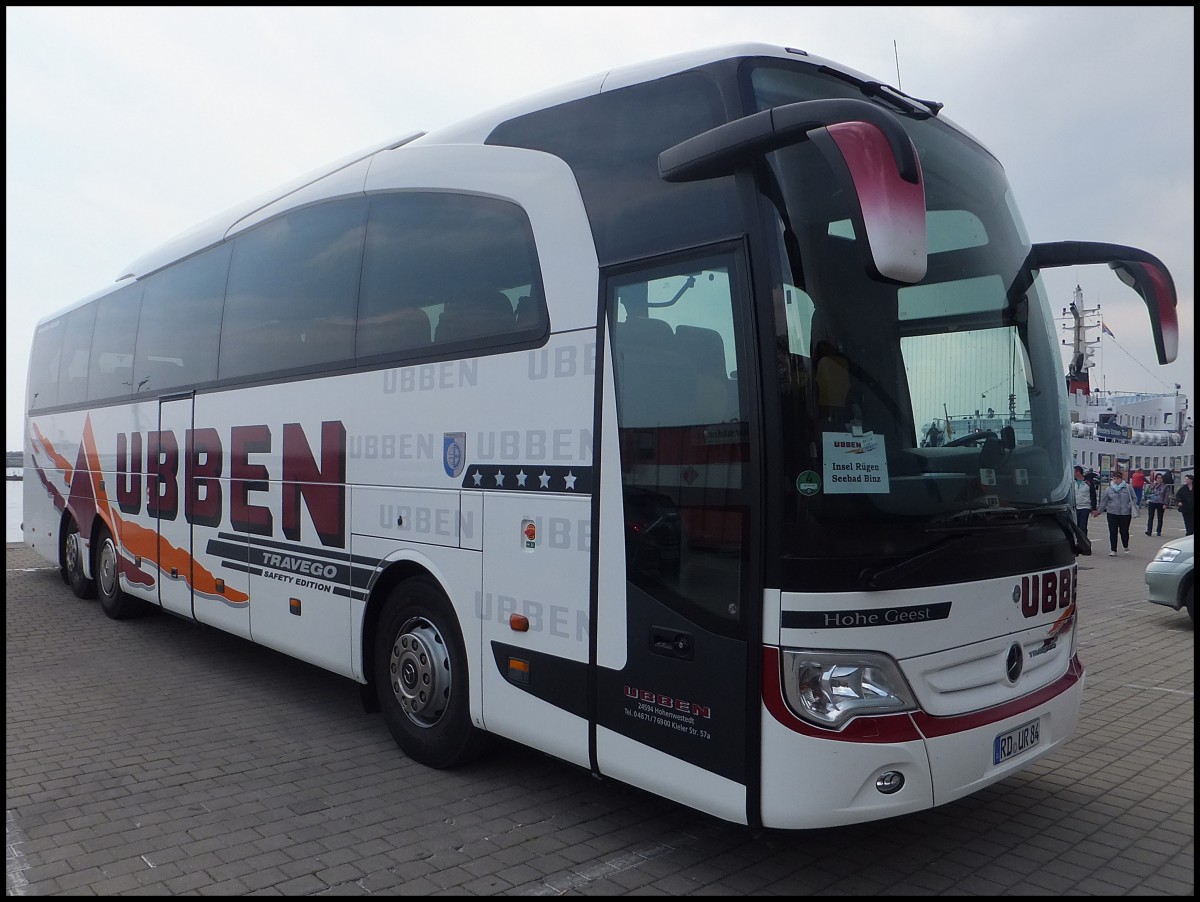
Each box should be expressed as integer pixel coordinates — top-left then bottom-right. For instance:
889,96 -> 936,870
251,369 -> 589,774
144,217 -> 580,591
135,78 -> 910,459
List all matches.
1093,470 -> 1135,555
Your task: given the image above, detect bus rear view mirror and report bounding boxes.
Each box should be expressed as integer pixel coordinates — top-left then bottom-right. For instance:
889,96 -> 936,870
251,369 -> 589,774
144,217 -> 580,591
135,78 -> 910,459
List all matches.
807,121 -> 926,284
659,98 -> 927,285
1031,241 -> 1178,364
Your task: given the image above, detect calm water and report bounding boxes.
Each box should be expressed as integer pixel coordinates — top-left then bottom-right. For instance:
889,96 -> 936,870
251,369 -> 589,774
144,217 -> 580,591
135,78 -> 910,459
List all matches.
7,478 -> 23,543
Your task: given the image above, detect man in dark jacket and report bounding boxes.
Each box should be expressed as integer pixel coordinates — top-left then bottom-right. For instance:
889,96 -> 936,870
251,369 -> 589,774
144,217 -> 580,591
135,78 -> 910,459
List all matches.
1176,473 -> 1194,536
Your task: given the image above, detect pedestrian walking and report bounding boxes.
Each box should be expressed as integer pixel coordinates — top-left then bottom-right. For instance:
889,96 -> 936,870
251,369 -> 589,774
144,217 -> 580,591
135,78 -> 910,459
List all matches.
1130,468 -> 1146,508
1072,465 -> 1096,536
1160,468 -> 1175,507
1176,473 -> 1194,536
1144,472 -> 1167,537
1093,469 -> 1134,555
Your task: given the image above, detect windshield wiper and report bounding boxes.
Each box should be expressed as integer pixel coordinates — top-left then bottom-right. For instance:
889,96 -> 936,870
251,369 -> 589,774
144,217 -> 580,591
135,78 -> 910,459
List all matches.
816,66 -> 944,118
926,507 -> 1037,531
861,506 -> 1088,590
859,535 -> 972,590
929,507 -> 1091,556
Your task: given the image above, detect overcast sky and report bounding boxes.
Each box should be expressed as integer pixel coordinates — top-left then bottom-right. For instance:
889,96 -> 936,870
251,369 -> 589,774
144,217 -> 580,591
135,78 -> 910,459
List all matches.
6,6 -> 1194,450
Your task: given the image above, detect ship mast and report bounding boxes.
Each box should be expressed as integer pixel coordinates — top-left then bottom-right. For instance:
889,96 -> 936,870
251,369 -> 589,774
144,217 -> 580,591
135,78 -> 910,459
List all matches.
1062,285 -> 1101,396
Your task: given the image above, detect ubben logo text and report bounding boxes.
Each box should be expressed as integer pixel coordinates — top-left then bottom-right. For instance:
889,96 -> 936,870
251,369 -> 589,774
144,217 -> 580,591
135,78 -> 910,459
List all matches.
114,420 -> 347,548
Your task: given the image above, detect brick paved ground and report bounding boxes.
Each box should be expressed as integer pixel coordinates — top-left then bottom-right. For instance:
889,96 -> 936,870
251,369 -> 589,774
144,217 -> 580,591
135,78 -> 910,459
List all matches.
5,521 -> 1193,895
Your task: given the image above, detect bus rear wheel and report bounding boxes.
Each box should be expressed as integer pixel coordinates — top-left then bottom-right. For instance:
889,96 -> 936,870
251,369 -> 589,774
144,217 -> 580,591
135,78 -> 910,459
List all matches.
96,525 -> 149,620
63,517 -> 96,599
373,575 -> 493,768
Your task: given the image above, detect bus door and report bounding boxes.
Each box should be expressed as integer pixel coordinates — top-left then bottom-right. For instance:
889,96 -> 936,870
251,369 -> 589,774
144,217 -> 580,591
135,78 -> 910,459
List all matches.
154,395 -> 194,619
153,395 -> 252,639
594,249 -> 758,825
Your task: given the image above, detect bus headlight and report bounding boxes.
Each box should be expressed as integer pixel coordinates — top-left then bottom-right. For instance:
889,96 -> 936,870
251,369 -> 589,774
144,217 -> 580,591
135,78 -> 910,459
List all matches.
781,650 -> 917,729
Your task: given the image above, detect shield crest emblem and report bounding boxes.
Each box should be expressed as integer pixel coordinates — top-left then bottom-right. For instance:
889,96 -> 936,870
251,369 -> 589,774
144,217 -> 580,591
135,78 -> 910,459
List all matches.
443,432 -> 466,478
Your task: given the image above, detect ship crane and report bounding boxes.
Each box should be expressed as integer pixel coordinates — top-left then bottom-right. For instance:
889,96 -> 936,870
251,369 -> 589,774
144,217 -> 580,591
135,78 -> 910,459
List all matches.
1062,285 -> 1102,396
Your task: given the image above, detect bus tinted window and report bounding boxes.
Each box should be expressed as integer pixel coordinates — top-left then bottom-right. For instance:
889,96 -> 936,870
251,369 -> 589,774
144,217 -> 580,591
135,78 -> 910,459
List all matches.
88,283 -> 143,401
358,192 -> 544,357
220,197 -> 368,380
489,71 -> 732,267
609,253 -> 749,626
28,317 -> 66,410
136,244 -> 229,392
57,302 -> 97,407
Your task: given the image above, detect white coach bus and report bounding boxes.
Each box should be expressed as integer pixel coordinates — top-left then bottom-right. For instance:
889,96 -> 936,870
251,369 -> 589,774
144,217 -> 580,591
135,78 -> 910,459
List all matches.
24,43 -> 1178,829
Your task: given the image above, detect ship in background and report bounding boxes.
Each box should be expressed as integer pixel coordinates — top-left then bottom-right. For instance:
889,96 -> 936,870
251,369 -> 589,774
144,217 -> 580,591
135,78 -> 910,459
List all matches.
926,285 -> 1193,483
1059,286 -> 1192,481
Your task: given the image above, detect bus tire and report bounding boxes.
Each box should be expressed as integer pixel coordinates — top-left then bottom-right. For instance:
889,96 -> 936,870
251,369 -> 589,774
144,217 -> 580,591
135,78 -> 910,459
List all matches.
63,517 -> 96,599
96,524 -> 149,620
373,575 -> 494,769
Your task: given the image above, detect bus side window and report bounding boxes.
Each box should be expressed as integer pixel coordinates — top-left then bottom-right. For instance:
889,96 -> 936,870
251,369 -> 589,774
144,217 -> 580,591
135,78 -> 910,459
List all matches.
87,282 -> 143,401
360,191 -> 546,358
612,316 -> 678,427
356,306 -> 431,357
609,256 -> 749,625
514,295 -> 536,327
57,302 -> 97,407
28,319 -> 66,410
675,324 -> 736,423
135,244 -> 227,392
435,289 -> 515,343
219,198 -> 366,381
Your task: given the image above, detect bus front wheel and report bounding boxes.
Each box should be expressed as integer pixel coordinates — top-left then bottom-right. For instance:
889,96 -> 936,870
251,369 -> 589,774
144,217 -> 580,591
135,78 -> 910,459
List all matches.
373,576 -> 493,768
63,517 -> 96,599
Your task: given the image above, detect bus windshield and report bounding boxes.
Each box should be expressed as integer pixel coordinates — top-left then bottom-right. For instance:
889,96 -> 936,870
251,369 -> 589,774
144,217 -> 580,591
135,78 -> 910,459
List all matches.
751,63 -> 1071,582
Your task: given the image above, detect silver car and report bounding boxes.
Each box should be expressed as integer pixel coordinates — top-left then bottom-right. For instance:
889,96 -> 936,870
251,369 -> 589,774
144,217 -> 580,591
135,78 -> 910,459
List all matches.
1145,534 -> 1194,623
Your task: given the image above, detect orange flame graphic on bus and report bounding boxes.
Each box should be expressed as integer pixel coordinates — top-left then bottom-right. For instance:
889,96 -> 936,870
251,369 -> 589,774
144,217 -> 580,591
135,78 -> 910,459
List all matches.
31,422 -> 73,489
29,416 -> 249,606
